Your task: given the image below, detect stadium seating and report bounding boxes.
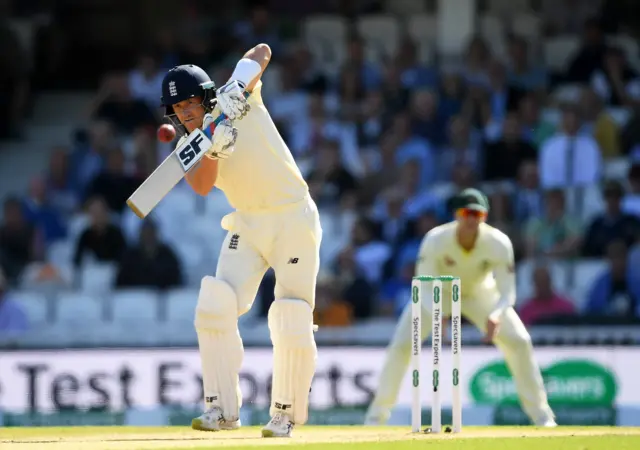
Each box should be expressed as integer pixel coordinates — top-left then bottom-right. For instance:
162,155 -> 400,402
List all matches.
406,15 -> 437,64
55,292 -> 103,324
2,3 -> 640,350
303,16 -> 348,75
356,15 -> 401,62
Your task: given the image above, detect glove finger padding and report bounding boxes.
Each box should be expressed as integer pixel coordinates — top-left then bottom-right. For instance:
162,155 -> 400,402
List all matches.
233,98 -> 250,120
203,115 -> 237,160
217,80 -> 250,120
223,97 -> 250,121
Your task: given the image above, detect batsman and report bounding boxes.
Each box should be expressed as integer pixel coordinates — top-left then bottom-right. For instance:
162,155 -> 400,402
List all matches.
159,44 -> 322,437
365,189 -> 556,427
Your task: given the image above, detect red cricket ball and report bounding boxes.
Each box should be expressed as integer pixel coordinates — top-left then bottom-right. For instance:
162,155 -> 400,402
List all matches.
157,124 -> 176,143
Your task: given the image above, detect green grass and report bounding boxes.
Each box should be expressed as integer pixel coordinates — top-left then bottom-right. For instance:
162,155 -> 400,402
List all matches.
150,437 -> 640,450
1,426 -> 639,449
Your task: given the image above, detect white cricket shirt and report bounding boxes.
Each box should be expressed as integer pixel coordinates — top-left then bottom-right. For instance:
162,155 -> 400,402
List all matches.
215,81 -> 309,211
416,221 -> 516,319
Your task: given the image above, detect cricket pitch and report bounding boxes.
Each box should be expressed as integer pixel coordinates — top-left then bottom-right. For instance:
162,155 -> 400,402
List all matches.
2,426 -> 640,449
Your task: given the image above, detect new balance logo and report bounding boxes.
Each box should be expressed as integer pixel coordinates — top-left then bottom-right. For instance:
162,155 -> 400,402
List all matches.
205,396 -> 218,403
287,258 -> 299,264
229,234 -> 239,250
274,402 -> 291,411
169,81 -> 177,96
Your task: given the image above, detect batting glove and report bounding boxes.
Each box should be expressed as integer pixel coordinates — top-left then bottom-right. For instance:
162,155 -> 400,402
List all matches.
203,114 -> 237,159
216,80 -> 250,120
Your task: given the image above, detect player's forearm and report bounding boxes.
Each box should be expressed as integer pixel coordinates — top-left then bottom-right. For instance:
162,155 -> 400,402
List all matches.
490,297 -> 513,321
490,267 -> 516,320
238,43 -> 271,92
244,43 -> 271,71
186,156 -> 219,196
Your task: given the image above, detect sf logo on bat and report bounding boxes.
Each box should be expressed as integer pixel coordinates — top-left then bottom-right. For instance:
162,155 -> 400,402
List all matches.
176,129 -> 213,172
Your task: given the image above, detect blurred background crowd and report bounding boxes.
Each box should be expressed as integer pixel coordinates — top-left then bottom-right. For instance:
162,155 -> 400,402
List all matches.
2,0 -> 640,347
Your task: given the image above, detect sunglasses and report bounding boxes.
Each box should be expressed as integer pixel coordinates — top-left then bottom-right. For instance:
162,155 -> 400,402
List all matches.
456,208 -> 487,219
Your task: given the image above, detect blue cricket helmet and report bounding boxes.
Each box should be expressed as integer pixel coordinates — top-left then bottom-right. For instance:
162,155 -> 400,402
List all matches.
160,64 -> 217,125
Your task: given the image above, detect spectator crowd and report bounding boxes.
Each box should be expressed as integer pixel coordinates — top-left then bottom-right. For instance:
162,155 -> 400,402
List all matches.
2,0 -> 640,340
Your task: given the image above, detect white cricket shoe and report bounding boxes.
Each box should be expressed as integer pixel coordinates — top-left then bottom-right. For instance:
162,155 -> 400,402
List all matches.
534,410 -> 557,428
364,407 -> 389,426
261,411 -> 294,437
191,406 -> 241,431
537,418 -> 558,428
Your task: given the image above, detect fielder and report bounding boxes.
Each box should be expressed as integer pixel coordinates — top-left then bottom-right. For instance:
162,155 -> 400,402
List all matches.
365,188 -> 556,427
159,44 -> 321,438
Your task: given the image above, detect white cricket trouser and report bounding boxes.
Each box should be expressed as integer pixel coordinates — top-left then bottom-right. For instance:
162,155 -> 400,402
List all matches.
368,287 -> 552,423
216,194 -> 322,313
213,195 -> 321,424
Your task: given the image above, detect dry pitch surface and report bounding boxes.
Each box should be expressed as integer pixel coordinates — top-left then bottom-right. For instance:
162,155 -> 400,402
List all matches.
2,426 -> 640,450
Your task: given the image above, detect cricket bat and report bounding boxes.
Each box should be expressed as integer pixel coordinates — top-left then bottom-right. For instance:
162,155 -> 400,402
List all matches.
126,93 -> 249,219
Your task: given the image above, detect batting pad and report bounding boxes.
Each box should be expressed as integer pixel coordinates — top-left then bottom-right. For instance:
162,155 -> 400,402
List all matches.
194,277 -> 243,420
268,299 -> 317,424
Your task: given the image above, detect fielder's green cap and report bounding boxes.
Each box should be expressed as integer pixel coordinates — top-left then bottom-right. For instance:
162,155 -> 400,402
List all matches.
455,188 -> 489,213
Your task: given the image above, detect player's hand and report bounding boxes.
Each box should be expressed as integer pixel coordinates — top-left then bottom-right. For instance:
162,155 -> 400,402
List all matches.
483,317 -> 500,343
216,80 -> 250,120
203,115 -> 237,159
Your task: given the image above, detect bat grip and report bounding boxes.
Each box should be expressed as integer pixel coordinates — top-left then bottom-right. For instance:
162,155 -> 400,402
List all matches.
213,91 -> 251,126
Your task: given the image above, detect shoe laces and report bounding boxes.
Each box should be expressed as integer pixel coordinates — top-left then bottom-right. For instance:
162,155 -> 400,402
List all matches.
205,406 -> 224,422
271,412 -> 285,426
